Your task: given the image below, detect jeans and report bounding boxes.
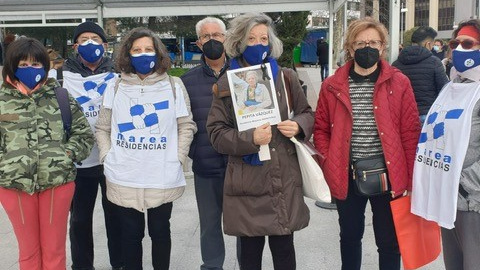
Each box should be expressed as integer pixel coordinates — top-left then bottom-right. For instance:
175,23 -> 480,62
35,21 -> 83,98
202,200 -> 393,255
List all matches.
336,179 -> 400,270
118,202 -> 173,270
194,174 -> 226,270
320,63 -> 329,81
70,165 -> 123,270
240,234 -> 296,270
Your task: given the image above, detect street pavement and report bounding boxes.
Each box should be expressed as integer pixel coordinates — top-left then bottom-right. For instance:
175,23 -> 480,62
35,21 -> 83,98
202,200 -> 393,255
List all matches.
0,67 -> 445,270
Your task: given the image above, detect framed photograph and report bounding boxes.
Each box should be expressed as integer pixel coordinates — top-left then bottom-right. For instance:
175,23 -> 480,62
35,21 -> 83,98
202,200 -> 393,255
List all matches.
226,63 -> 281,131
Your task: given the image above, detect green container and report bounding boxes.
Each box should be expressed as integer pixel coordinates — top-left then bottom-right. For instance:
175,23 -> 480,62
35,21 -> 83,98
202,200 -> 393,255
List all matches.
293,45 -> 301,65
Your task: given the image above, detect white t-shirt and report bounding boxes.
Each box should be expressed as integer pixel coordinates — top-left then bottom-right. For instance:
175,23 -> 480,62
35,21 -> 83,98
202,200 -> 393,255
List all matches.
63,71 -> 118,168
101,79 -> 189,189
412,81 -> 480,229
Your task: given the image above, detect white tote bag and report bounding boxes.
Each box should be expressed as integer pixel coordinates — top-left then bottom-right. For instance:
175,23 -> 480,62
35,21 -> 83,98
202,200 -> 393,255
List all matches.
290,136 -> 331,202
282,70 -> 331,202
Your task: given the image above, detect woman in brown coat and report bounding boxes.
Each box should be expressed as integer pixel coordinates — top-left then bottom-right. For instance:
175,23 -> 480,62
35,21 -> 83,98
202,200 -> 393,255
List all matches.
206,12 -> 313,270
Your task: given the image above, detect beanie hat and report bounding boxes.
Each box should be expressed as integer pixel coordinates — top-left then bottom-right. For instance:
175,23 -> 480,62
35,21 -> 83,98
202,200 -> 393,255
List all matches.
73,21 -> 107,43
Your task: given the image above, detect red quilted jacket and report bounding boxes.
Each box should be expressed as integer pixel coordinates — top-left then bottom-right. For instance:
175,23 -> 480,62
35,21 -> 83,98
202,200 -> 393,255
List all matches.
314,60 -> 420,200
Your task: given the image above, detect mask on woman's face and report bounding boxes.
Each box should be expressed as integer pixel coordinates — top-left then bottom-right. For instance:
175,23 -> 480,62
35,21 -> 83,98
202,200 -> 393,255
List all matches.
202,39 -> 224,60
77,40 -> 104,63
452,45 -> 480,72
130,52 -> 157,75
15,66 -> 46,89
354,47 -> 380,69
433,45 -> 440,52
242,44 -> 269,65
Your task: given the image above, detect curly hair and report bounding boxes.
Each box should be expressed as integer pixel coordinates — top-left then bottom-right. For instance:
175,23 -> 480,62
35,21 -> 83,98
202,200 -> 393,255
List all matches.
224,12 -> 283,59
115,27 -> 171,75
343,17 -> 389,62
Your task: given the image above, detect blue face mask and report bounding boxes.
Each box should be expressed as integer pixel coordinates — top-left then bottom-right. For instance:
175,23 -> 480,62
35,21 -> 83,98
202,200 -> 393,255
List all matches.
452,46 -> 480,72
242,44 -> 269,65
130,53 -> 157,75
77,40 -> 104,63
15,66 -> 46,89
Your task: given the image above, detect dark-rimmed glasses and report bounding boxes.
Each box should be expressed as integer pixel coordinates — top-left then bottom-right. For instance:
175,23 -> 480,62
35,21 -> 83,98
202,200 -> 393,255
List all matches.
449,39 -> 480,50
352,40 -> 383,50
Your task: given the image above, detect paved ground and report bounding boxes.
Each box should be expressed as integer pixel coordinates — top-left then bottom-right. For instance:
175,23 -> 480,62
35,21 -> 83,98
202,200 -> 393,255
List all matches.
0,67 -> 445,270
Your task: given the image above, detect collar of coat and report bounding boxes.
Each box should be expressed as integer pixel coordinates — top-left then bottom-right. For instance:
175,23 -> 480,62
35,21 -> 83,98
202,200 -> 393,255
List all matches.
325,59 -> 397,93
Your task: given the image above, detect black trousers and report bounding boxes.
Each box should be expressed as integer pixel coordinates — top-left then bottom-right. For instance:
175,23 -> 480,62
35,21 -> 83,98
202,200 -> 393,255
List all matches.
118,202 -> 173,270
336,180 -> 400,270
70,165 -> 123,270
240,234 -> 296,270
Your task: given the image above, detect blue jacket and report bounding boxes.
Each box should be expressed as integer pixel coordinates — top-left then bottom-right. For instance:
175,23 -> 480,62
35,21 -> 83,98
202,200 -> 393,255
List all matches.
181,57 -> 229,177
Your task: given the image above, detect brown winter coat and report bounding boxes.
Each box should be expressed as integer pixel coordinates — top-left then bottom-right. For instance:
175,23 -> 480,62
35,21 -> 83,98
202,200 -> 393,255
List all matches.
206,67 -> 313,236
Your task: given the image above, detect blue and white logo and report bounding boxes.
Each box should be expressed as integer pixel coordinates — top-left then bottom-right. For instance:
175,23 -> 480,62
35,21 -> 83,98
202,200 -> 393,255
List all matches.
76,72 -> 115,105
418,109 -> 463,144
117,100 -> 169,133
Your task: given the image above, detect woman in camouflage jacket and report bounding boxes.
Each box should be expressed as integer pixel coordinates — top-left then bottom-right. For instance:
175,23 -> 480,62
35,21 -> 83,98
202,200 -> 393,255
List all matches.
0,38 -> 94,270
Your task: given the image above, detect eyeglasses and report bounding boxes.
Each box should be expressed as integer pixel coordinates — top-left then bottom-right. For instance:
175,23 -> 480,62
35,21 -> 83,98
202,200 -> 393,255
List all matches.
199,32 -> 225,41
449,39 -> 480,50
352,40 -> 383,50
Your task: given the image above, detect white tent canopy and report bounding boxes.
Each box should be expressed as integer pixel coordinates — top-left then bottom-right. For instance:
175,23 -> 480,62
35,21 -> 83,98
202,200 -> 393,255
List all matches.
0,0 -> 400,68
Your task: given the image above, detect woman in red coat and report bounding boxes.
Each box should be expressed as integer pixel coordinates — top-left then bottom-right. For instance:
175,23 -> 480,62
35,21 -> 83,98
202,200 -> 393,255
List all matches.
313,17 -> 420,270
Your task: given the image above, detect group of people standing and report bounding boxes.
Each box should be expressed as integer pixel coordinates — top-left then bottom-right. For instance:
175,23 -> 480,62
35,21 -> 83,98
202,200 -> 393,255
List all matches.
0,11 -> 479,270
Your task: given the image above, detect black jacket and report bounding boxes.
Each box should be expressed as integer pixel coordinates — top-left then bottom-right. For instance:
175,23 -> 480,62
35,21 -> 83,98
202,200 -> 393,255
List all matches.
63,56 -> 115,78
316,40 -> 329,65
181,56 -> 229,177
392,45 -> 449,115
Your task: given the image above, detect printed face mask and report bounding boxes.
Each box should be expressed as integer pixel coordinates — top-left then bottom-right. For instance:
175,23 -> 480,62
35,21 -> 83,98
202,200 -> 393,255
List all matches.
15,66 -> 46,89
130,52 -> 157,75
78,40 -> 105,63
242,44 -> 269,65
354,47 -> 380,69
452,45 -> 480,72
202,39 -> 224,60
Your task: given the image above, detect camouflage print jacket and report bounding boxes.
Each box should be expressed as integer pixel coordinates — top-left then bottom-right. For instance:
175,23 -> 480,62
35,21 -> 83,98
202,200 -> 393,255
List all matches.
0,78 -> 94,194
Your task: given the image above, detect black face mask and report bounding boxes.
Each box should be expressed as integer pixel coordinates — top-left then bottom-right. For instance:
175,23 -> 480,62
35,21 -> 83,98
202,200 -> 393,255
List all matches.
202,39 -> 224,60
354,47 -> 380,69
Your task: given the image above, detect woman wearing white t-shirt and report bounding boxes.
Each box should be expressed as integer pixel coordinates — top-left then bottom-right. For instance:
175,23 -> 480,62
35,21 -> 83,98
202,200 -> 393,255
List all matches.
95,27 -> 197,270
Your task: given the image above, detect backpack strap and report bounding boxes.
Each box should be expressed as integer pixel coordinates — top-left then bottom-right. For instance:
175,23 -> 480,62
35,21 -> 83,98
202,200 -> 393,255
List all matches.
168,75 -> 176,100
54,86 -> 72,140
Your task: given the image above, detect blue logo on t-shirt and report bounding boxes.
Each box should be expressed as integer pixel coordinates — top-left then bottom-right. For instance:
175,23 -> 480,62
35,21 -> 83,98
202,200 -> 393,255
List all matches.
76,72 -> 115,105
418,109 -> 463,143
117,100 -> 169,133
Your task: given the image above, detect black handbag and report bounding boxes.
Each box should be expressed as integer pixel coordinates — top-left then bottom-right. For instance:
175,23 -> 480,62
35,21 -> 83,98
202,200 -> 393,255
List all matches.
351,155 -> 390,197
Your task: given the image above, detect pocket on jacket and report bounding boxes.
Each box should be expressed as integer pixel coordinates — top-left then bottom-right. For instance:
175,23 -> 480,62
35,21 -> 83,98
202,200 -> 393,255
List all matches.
224,161 -> 271,196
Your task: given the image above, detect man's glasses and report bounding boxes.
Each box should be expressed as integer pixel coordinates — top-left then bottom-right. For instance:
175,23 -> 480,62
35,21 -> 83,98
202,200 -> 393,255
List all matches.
199,32 -> 225,41
449,39 -> 480,50
352,40 -> 383,50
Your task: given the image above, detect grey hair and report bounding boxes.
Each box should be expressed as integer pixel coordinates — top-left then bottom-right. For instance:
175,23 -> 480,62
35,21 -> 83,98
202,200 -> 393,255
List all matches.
224,12 -> 283,59
245,70 -> 258,81
195,17 -> 227,39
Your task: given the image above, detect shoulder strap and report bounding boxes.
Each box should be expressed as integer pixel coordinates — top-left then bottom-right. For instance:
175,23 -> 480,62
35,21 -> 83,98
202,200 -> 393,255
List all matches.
282,68 -> 294,112
168,75 -> 176,100
54,86 -> 72,140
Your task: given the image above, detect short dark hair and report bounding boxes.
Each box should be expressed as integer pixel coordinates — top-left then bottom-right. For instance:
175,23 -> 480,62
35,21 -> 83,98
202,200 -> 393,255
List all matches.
2,37 -> 50,83
453,19 -> 480,40
434,39 -> 444,45
411,26 -> 437,44
115,27 -> 171,75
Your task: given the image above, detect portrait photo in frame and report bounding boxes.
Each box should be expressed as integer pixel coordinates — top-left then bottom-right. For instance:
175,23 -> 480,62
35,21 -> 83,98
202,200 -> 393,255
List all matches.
227,63 -> 281,132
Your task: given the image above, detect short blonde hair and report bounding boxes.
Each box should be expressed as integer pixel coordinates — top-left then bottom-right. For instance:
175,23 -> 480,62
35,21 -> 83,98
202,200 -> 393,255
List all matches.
224,12 -> 283,59
344,17 -> 389,62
